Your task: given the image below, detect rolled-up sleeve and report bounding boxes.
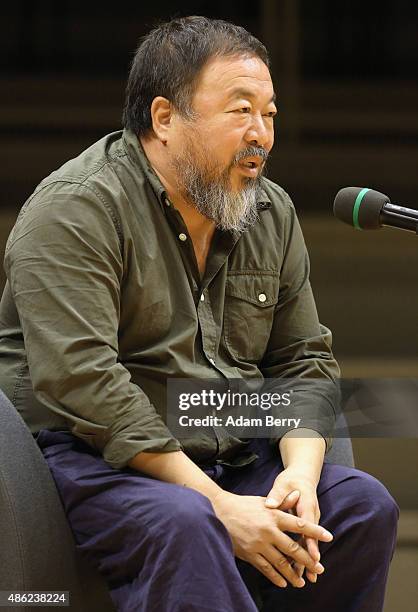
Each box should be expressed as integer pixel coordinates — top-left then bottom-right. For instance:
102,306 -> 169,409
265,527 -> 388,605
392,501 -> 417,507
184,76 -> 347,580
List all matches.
4,181 -> 181,468
260,193 -> 340,452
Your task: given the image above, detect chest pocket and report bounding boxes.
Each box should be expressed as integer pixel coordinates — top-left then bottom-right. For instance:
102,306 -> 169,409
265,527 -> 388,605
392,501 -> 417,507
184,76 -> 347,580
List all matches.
223,272 -> 279,363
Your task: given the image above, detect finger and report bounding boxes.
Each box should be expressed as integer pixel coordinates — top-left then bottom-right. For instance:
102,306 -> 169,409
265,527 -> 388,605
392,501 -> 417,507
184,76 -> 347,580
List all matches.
294,516 -> 321,583
306,536 -> 320,562
274,532 -> 326,574
265,487 -> 299,509
293,535 -> 306,577
275,512 -> 333,542
298,531 -> 319,562
278,490 -> 300,511
264,546 -> 305,588
306,569 -> 317,583
252,553 -> 288,588
292,561 -> 305,579
297,534 -> 318,583
300,538 -> 317,583
305,537 -> 321,582
296,502 -> 321,565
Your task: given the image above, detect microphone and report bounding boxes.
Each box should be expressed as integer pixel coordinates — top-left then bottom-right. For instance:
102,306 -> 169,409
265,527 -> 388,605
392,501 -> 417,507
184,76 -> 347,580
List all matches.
333,187 -> 418,234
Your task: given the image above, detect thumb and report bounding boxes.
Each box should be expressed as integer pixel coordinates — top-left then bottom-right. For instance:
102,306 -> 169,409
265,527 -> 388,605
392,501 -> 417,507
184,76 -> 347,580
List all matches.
265,489 -> 300,509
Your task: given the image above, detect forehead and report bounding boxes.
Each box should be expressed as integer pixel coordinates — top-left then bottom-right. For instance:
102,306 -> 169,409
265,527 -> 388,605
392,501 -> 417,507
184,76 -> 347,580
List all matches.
193,55 -> 274,103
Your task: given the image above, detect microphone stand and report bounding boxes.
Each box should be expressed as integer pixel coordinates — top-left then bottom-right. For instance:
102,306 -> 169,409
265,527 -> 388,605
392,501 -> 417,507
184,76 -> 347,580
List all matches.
381,203 -> 418,234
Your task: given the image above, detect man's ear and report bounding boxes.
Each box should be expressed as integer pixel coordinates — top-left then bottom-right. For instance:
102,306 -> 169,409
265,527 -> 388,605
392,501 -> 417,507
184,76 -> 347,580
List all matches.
150,96 -> 172,143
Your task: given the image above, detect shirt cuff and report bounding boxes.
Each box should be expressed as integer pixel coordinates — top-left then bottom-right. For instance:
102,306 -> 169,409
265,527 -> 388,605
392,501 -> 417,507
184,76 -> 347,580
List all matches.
274,427 -> 331,453
72,409 -> 182,469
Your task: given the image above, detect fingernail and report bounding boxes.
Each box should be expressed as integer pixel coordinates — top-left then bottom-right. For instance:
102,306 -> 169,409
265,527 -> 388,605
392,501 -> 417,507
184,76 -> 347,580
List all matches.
288,490 -> 299,498
321,529 -> 333,541
315,563 -> 325,574
265,497 -> 279,506
297,578 -> 305,588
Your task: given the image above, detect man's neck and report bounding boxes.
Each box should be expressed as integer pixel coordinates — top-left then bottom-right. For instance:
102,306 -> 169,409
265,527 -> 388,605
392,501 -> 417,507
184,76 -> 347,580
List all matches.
140,135 -> 214,234
140,134 -> 216,278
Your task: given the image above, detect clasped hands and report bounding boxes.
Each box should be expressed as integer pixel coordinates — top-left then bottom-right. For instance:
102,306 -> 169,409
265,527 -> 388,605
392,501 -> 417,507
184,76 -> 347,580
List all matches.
211,466 -> 331,589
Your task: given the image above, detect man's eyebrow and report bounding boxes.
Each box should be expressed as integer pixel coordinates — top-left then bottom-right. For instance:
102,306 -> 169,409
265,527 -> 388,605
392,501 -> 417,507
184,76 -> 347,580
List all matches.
227,88 -> 277,104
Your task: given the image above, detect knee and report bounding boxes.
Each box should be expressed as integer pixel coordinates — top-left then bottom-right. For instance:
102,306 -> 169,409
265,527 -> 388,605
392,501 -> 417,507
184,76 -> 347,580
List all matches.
166,486 -> 224,532
349,470 -> 399,534
155,485 -> 228,542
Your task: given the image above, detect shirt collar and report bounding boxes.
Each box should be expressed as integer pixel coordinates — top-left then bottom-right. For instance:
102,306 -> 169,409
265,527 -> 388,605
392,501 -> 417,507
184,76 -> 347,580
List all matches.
122,128 -> 272,212
122,129 -> 167,209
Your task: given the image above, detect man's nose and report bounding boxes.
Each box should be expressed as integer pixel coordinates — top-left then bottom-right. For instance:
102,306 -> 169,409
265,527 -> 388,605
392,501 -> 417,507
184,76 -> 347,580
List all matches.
244,114 -> 273,148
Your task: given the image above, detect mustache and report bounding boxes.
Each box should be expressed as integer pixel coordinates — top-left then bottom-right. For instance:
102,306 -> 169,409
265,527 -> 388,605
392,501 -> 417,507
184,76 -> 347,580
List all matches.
233,146 -> 269,165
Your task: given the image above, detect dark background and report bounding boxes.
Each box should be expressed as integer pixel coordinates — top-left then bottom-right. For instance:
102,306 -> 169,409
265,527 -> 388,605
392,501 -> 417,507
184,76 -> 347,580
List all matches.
1,0 -> 418,355
0,4 -> 417,607
2,1 -> 418,209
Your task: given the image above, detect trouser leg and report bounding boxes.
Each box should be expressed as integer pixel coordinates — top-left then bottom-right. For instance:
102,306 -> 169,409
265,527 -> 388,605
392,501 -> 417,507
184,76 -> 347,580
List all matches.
219,439 -> 399,612
37,431 -> 258,612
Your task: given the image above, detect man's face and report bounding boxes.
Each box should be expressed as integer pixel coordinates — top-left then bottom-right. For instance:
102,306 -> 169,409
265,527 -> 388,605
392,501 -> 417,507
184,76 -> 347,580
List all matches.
169,54 -> 277,231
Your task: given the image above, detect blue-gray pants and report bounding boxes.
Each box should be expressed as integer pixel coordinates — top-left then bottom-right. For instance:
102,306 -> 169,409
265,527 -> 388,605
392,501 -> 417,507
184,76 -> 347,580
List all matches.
37,432 -> 398,612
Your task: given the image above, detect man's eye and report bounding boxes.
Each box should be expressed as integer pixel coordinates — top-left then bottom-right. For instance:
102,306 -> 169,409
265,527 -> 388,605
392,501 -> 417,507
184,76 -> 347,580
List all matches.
264,111 -> 277,118
237,107 -> 251,113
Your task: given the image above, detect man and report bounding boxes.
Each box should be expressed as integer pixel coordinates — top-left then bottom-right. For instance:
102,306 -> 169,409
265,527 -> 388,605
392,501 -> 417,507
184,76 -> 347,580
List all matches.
0,16 -> 398,612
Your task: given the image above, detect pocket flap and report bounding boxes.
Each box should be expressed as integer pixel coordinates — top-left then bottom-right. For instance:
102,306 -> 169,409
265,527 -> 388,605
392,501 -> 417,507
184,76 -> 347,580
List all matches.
225,272 -> 278,307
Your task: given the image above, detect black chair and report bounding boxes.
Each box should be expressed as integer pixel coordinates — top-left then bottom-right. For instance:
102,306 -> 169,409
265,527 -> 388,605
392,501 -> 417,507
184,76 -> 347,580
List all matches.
0,389 -> 115,612
0,389 -> 354,612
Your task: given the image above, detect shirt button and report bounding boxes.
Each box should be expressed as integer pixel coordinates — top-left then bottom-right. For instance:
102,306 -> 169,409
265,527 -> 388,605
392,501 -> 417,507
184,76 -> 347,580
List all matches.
200,294 -> 205,302
165,198 -> 171,207
178,233 -> 187,242
258,293 -> 267,303
209,358 -> 216,366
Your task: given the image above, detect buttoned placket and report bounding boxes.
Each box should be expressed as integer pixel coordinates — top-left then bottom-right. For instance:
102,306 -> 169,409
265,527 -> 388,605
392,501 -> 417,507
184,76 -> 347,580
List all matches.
147,181 -> 273,461
162,198 -> 240,371
161,198 -> 244,456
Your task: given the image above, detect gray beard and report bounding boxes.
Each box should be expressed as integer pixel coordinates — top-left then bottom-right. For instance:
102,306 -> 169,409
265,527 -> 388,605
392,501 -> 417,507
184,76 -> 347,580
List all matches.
172,150 -> 265,233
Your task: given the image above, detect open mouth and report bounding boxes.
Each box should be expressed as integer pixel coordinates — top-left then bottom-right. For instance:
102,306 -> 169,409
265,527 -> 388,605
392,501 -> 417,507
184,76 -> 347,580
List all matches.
242,161 -> 257,169
238,156 -> 263,170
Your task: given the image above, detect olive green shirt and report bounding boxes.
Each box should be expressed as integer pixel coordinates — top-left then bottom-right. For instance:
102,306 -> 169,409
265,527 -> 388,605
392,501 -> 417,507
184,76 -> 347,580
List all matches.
0,129 -> 339,469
